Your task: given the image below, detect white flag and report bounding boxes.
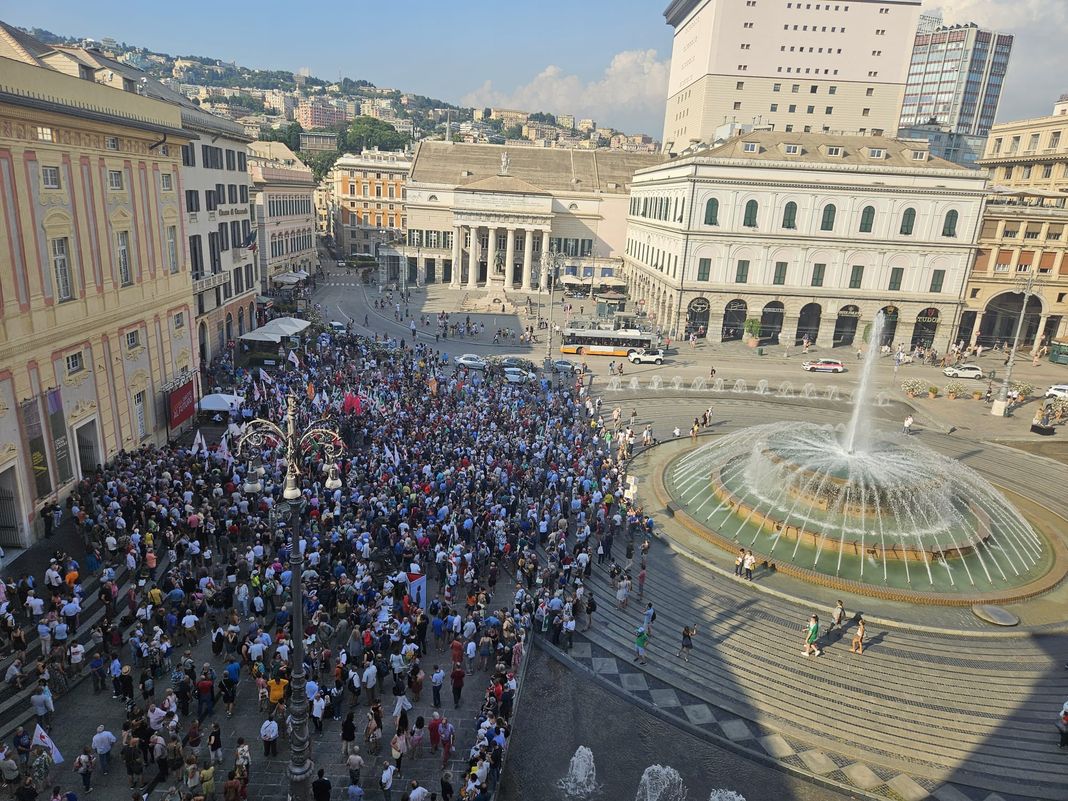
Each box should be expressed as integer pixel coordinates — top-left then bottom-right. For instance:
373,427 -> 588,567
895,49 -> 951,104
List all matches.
259,367 -> 274,385
217,434 -> 232,465
190,429 -> 206,457
32,724 -> 63,764
287,350 -> 300,368
253,382 -> 261,402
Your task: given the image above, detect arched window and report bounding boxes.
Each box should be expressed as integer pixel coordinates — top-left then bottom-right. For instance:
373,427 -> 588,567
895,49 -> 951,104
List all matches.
859,205 -> 875,233
743,199 -> 758,228
942,209 -> 959,237
900,207 -> 916,235
782,201 -> 798,229
704,198 -> 719,226
820,204 -> 836,231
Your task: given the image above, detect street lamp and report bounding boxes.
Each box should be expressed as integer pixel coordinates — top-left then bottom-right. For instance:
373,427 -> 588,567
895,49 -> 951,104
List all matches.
238,393 -> 345,801
991,271 -> 1042,417
541,246 -> 563,364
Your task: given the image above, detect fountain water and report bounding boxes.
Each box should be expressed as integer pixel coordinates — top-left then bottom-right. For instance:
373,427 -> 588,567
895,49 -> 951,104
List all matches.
629,377 -> 641,391
708,792 -> 747,801
650,376 -> 664,391
777,381 -> 794,397
712,378 -> 725,392
732,379 -> 747,393
671,376 -> 684,390
755,379 -> 770,395
843,312 -> 884,453
559,746 -> 600,799
801,383 -> 816,398
635,765 -> 688,801
691,377 -> 707,391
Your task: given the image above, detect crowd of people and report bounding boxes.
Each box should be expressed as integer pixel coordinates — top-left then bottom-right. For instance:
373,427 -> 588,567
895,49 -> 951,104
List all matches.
0,320 -> 648,801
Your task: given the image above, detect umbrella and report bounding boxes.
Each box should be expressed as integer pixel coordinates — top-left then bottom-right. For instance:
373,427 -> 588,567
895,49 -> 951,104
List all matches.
198,393 -> 245,413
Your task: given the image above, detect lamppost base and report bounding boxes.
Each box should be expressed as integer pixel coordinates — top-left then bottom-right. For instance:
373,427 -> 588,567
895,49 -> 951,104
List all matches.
990,399 -> 1009,417
288,759 -> 315,801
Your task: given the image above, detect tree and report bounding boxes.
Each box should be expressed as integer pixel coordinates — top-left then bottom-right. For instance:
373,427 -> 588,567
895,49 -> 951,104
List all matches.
528,111 -> 556,125
300,151 -> 339,182
342,116 -> 409,152
261,121 -> 303,152
503,124 -> 524,140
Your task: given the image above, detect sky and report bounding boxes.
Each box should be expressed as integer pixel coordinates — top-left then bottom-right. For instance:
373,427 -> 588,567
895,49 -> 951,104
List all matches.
5,0 -> 1064,137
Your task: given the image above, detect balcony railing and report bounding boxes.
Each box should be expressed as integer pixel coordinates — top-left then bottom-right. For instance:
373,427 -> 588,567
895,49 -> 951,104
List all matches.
193,272 -> 230,293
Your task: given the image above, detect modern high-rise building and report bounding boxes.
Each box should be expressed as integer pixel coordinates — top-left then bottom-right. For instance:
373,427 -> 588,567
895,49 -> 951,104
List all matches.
897,13 -> 1013,166
661,0 -> 922,151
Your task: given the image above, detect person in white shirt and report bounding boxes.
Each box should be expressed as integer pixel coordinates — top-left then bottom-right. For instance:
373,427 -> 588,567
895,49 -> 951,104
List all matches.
408,781 -> 430,801
91,726 -> 117,775
379,762 -> 396,794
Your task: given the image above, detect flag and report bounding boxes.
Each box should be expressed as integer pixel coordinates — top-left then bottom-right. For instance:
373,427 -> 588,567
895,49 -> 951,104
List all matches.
253,382 -> 261,402
287,350 -> 300,368
306,381 -> 315,401
32,724 -> 63,764
190,429 -> 206,457
242,229 -> 257,251
217,434 -> 232,465
259,368 -> 274,385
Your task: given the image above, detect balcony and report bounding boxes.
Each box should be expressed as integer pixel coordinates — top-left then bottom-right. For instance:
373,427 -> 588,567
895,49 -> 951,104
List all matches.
193,271 -> 230,293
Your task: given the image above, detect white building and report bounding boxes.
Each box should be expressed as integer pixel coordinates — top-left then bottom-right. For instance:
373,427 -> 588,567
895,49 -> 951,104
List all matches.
624,132 -> 987,352
662,0 -> 921,151
248,142 -> 317,292
397,142 -> 661,289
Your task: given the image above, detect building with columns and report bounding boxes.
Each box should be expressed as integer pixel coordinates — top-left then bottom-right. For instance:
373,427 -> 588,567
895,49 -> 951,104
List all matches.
623,132 -> 988,352
397,141 -> 661,290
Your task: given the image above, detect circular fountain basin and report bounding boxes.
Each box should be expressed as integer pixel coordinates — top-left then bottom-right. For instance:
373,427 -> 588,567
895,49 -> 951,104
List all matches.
664,422 -> 1058,599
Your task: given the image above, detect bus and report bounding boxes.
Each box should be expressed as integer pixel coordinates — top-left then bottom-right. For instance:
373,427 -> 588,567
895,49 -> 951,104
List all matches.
1050,338 -> 1068,365
560,326 -> 660,356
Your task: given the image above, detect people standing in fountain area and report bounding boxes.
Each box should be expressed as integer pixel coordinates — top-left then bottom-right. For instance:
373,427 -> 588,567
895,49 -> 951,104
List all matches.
734,549 -> 745,577
803,614 -> 822,657
676,625 -> 697,662
902,415 -> 914,436
850,617 -> 866,655
743,550 -> 756,581
829,600 -> 846,632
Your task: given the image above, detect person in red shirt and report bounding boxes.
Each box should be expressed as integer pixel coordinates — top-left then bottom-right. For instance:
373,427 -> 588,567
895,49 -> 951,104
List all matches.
449,663 -> 465,708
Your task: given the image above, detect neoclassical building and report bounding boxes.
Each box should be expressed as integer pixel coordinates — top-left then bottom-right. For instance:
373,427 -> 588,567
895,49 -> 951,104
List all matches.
623,132 -> 988,351
397,142 -> 662,290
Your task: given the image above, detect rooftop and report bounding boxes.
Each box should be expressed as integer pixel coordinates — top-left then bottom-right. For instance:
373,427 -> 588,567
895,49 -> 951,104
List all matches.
410,141 -> 663,194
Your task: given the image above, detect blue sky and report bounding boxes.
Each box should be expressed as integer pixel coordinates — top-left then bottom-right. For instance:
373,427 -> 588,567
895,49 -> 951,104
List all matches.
6,1 -> 1063,137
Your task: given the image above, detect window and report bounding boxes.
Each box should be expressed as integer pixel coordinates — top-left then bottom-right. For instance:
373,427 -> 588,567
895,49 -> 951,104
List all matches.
185,190 -> 200,213
825,106 -> 833,114
166,226 -> 178,273
826,146 -> 842,157
189,235 -> 203,278
108,170 -> 124,191
900,208 -> 915,235
743,142 -> 757,153
117,231 -> 132,285
181,143 -> 195,167
225,150 -> 236,171
806,106 -> 814,114
773,262 -> 787,285
867,147 -> 884,158
773,83 -> 781,92
865,87 -> 874,97
785,144 -> 801,154
859,205 -> 875,233
942,210 -> 958,237
1003,166 -> 1013,179
42,166 -> 61,189
1044,164 -> 1054,179
811,263 -> 825,287
770,104 -> 778,112
733,102 -> 742,110
697,258 -> 711,281
133,390 -> 146,439
929,269 -> 945,293
65,352 -> 83,375
173,312 -> 184,330
736,81 -> 744,90
704,198 -> 719,225
848,265 -> 864,289
240,185 -> 248,204
125,330 -> 140,350
782,201 -> 797,229
105,136 -> 119,150
161,173 -> 173,191
829,86 -> 837,95
888,267 -> 903,291
743,199 -> 758,227
36,126 -> 54,142
51,237 -> 73,301
788,105 -> 797,113
735,260 -> 749,283
820,204 -> 836,231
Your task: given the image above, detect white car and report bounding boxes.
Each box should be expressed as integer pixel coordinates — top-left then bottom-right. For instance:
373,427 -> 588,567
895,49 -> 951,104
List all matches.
551,359 -> 579,374
502,367 -> 537,384
329,321 -> 346,333
1046,384 -> 1068,399
455,353 -> 488,370
628,348 -> 665,365
802,359 -> 845,373
943,364 -> 984,379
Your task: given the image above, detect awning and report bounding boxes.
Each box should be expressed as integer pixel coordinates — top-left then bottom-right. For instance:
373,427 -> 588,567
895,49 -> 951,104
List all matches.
596,292 -> 627,301
198,393 -> 244,412
256,295 -> 274,306
272,273 -> 302,285
239,329 -> 282,344
262,317 -> 310,336
560,275 -> 582,285
597,277 -> 626,287
293,269 -> 310,279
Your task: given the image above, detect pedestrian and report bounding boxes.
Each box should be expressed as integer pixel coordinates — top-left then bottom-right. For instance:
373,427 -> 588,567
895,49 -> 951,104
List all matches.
379,760 -> 397,801
1058,703 -> 1068,749
450,662 -> 465,708
260,716 -> 279,757
312,768 -> 332,801
633,626 -> 649,665
583,593 -> 596,631
743,550 -> 756,581
637,567 -> 647,599
902,415 -> 913,435
91,726 -> 115,776
72,747 -> 95,793
431,665 -> 444,708
676,625 -> 697,662
829,600 -> 846,631
438,718 -> 455,769
850,617 -> 866,655
803,614 -> 822,657
642,603 -> 656,637
734,548 -> 745,577
208,722 -> 223,765
341,711 -> 357,756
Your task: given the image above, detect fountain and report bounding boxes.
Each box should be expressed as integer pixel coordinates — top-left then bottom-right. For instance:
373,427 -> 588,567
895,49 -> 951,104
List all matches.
636,765 -> 688,801
777,381 -> 794,397
708,793 -> 746,801
755,379 -> 770,395
712,378 -> 725,392
731,379 -> 747,394
650,376 -> 664,391
559,746 -> 600,799
691,377 -> 707,391
801,383 -> 816,399
663,313 -> 1052,595
671,375 -> 684,390
629,377 -> 641,391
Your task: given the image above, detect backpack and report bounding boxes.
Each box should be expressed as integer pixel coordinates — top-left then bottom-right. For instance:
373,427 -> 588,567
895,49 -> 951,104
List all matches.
651,610 -> 657,622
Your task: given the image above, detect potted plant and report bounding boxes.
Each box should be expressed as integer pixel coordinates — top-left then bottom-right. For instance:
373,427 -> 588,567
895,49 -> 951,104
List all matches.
743,318 -> 762,347
927,385 -> 939,399
1009,381 -> 1034,400
1052,398 -> 1068,421
944,381 -> 965,400
901,378 -> 926,398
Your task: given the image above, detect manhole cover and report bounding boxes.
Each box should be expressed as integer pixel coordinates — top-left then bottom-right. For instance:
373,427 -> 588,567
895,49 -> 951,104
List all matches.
971,604 -> 1019,627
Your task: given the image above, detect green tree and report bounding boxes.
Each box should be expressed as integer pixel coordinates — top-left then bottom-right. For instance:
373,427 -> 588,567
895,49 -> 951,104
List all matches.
301,151 -> 339,182
342,116 -> 409,152
503,123 -> 524,140
261,121 -> 303,152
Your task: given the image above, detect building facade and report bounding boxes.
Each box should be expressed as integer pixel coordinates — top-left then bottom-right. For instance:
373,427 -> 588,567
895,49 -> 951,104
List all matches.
661,0 -> 921,151
326,150 -> 410,257
296,99 -> 348,130
248,142 -> 316,291
0,30 -> 196,544
398,142 -> 661,289
897,15 -> 1013,166
623,132 -> 987,351
960,98 -> 1068,347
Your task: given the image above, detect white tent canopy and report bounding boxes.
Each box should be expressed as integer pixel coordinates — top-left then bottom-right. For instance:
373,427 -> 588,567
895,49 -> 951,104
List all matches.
239,329 -> 282,343
262,317 -> 310,336
271,273 -> 302,285
198,393 -> 244,412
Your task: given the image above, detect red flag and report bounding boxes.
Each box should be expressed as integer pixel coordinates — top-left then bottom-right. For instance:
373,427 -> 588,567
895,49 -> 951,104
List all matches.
353,394 -> 363,415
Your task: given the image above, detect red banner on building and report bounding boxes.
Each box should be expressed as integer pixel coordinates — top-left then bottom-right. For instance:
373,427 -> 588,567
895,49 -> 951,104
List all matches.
168,380 -> 195,428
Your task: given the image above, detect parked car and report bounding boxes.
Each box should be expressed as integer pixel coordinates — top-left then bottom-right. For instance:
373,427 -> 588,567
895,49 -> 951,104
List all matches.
551,359 -> 579,374
801,358 -> 845,373
499,356 -> 538,372
502,367 -> 537,384
627,348 -> 665,365
456,353 -> 488,370
942,364 -> 984,379
1045,384 -> 1068,399
329,321 -> 346,333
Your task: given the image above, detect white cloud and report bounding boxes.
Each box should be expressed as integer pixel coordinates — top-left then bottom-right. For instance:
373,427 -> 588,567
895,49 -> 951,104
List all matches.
461,49 -> 669,137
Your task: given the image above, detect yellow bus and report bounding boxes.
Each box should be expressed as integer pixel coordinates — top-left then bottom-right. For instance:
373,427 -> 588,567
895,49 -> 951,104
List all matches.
559,327 -> 660,356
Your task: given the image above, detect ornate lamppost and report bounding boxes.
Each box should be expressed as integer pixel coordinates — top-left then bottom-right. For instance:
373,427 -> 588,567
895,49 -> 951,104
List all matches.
238,393 -> 344,801
541,245 -> 563,365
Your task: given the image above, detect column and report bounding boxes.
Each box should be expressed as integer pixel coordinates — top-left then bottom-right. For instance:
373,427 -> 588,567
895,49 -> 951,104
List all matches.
467,226 -> 479,289
1034,314 -> 1049,351
521,228 -> 534,291
450,226 -> 462,287
538,231 -> 550,291
486,226 -> 498,280
780,316 -> 799,348
504,227 -> 516,288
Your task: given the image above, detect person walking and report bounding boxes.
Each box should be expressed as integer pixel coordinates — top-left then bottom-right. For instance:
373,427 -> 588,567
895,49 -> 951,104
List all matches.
91,726 -> 115,776
676,625 -> 697,662
633,626 -> 649,665
829,600 -> 846,632
312,768 -> 332,801
583,593 -> 596,631
642,603 -> 656,638
850,617 -> 866,655
73,747 -> 95,793
743,550 -> 756,581
902,415 -> 913,435
430,665 -> 444,708
438,718 -> 455,769
734,549 -> 745,577
341,711 -> 358,756
449,663 -> 465,709
259,716 -> 279,757
379,760 -> 397,801
803,614 -> 822,657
